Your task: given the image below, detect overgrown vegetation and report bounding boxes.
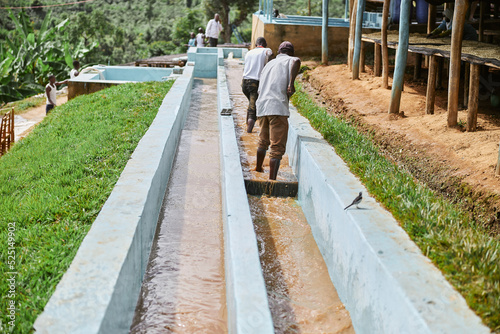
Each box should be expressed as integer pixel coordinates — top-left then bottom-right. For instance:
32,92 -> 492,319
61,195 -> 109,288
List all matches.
0,81 -> 173,333
291,81 -> 500,332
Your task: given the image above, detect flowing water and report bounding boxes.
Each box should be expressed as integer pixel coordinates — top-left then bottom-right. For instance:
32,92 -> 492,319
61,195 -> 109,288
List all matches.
130,79 -> 227,333
225,58 -> 355,333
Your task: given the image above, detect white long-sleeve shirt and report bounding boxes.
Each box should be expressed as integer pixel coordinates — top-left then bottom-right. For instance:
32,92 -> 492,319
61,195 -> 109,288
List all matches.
206,19 -> 222,39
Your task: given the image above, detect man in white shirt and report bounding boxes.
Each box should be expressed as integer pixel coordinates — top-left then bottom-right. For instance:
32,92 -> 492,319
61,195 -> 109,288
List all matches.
196,28 -> 205,47
242,37 -> 273,133
45,75 -> 67,114
70,60 -> 80,79
255,41 -> 301,180
205,13 -> 223,47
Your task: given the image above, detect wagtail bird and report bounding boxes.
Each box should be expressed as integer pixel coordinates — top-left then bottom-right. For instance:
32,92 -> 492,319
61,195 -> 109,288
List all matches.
344,191 -> 362,210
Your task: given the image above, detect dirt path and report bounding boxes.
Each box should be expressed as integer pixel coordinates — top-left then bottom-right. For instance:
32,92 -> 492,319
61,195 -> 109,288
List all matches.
15,94 -> 68,141
304,62 -> 500,231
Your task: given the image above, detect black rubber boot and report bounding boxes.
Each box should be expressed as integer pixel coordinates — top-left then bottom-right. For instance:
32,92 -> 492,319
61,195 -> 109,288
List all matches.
247,119 -> 256,133
255,148 -> 266,172
269,158 -> 281,180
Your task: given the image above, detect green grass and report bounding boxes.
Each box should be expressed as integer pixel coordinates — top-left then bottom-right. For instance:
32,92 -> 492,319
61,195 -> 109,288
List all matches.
0,81 -> 173,333
291,81 -> 500,332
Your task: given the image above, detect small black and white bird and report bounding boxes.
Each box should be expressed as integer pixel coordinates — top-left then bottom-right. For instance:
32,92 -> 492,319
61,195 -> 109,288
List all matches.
344,191 -> 362,210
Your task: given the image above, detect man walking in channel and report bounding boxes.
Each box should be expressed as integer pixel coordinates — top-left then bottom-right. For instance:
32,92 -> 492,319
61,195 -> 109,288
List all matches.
242,37 -> 273,133
206,13 -> 223,47
255,41 -> 301,180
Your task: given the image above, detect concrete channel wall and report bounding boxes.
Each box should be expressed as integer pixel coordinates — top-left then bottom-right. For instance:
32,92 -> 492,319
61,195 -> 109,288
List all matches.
217,60 -> 275,333
286,107 -> 489,334
34,66 -> 195,333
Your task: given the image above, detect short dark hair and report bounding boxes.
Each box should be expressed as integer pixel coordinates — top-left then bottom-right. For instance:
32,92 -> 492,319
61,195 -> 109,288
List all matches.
73,60 -> 80,67
256,37 -> 267,47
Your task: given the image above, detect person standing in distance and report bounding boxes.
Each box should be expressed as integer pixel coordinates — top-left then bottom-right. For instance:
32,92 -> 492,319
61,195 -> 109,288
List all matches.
205,13 -> 223,47
45,75 -> 67,115
196,28 -> 205,47
242,37 -> 273,133
70,60 -> 80,79
255,41 -> 300,180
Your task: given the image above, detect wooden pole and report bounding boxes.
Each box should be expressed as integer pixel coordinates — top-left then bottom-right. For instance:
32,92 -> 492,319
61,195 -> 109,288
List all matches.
360,41 -> 366,73
381,0 -> 390,89
426,55 -> 437,115
447,0 -> 468,127
348,0 -> 358,70
427,4 -> 436,33
413,53 -> 422,81
389,0 -> 411,114
436,57 -> 444,89
463,62 -> 470,108
466,64 -> 480,132
322,0 -> 329,64
479,0 -> 485,42
374,43 -> 382,76
352,0 -> 366,79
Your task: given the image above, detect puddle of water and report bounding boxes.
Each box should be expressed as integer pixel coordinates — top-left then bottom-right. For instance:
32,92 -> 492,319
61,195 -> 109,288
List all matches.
249,195 -> 354,334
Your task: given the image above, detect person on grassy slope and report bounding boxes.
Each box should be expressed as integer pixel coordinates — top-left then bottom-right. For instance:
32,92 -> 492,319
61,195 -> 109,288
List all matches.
255,41 -> 301,180
45,75 -> 67,114
242,37 -> 273,133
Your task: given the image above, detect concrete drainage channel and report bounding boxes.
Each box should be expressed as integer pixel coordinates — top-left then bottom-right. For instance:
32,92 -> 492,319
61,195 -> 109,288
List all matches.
34,48 -> 489,334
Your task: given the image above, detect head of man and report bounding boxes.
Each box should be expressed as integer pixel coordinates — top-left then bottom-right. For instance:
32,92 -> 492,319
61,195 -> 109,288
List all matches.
198,27 -> 204,33
273,9 -> 279,18
73,60 -> 80,70
278,41 -> 294,57
48,74 -> 56,84
255,37 -> 267,48
190,32 -> 195,38
214,13 -> 220,22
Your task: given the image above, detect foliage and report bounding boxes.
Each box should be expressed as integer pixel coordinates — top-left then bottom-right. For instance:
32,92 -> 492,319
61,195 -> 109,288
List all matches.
0,9 -> 96,104
0,81 -> 173,333
291,81 -> 500,332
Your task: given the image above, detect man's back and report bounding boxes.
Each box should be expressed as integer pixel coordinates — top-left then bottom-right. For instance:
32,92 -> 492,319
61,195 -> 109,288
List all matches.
243,47 -> 272,81
257,54 -> 299,117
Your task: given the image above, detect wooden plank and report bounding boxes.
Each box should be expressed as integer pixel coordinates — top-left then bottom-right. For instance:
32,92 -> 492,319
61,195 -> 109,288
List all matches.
374,43 -> 382,76
381,0 -> 390,88
426,55 -> 438,115
427,4 -> 436,34
348,0 -> 358,70
467,64 -> 480,132
447,0 -> 468,127
244,179 -> 298,197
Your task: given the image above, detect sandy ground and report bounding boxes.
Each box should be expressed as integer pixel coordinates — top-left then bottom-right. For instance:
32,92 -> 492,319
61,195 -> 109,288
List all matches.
304,61 -> 500,228
14,94 -> 68,141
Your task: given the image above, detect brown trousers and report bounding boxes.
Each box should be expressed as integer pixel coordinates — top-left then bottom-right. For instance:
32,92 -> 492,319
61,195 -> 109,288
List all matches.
258,115 -> 289,160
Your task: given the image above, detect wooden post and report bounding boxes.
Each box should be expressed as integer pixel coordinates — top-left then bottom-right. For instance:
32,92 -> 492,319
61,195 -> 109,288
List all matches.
389,0 -> 411,114
479,0 -> 485,42
414,53 -> 422,81
381,0 -> 390,89
447,0 -> 468,127
463,62 -> 470,108
352,0 -> 366,79
348,0 -> 358,70
466,64 -> 480,132
374,43 -> 382,76
426,55 -> 438,115
436,57 -> 444,89
322,0 -> 329,64
427,4 -> 436,33
360,41 -> 366,73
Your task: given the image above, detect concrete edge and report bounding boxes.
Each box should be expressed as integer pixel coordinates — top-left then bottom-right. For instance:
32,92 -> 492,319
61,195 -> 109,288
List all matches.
33,65 -> 195,334
286,104 -> 490,334
218,77 -> 274,332
218,65 -> 233,115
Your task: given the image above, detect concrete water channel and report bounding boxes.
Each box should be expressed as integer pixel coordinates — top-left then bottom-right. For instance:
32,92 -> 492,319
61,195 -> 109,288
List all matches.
34,48 -> 489,334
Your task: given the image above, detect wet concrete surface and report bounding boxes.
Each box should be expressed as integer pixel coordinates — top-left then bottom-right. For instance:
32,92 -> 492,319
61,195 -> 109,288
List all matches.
225,59 -> 354,333
130,79 -> 227,333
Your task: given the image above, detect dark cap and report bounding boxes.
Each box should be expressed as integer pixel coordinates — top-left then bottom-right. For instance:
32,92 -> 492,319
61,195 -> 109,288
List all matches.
278,41 -> 294,56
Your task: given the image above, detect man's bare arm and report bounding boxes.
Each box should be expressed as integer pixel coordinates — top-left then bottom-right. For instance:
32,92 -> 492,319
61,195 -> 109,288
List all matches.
287,58 -> 301,98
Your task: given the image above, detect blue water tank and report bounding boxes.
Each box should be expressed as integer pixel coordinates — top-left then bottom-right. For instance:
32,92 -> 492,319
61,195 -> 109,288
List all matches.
415,0 -> 429,24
